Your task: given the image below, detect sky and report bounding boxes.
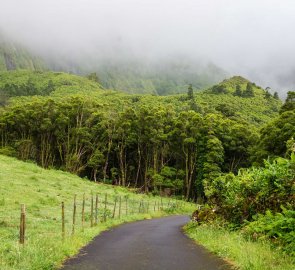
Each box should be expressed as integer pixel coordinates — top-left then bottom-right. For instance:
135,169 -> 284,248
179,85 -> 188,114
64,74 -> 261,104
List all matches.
1,0 -> 295,93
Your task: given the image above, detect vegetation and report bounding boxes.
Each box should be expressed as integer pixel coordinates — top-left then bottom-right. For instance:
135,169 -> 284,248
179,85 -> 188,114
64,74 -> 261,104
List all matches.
0,154 -> 194,270
0,78 -> 281,200
0,68 -> 293,268
0,33 -> 227,95
49,56 -> 228,95
0,33 -> 45,72
184,91 -> 295,268
252,91 -> 295,163
185,222 -> 295,270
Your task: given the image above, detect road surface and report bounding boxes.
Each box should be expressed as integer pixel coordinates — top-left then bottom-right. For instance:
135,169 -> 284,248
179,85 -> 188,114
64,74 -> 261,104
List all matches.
61,215 -> 232,270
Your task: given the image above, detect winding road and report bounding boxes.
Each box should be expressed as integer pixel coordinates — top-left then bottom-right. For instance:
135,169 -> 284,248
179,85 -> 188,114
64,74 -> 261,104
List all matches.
61,215 -> 231,270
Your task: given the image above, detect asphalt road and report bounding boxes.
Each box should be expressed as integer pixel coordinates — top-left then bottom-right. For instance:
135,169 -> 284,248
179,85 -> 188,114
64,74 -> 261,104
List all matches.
60,215 -> 232,270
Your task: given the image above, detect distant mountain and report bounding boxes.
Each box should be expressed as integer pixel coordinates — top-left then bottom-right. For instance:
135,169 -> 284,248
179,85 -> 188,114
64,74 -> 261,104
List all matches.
47,55 -> 228,95
0,32 -> 46,72
0,33 -> 228,95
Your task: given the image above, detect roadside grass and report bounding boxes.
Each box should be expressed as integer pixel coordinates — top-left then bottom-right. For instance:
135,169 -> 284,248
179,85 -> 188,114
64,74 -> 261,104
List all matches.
184,222 -> 295,270
0,155 -> 194,270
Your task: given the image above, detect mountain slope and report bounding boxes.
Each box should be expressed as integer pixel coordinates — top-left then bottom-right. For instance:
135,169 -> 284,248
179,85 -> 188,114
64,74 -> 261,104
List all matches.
195,76 -> 282,125
0,33 -> 228,95
0,71 -> 281,127
87,58 -> 228,95
0,70 -> 103,99
0,33 -> 45,72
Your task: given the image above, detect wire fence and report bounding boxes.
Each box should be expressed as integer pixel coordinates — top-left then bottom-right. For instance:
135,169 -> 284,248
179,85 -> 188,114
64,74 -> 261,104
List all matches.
0,192 -> 186,246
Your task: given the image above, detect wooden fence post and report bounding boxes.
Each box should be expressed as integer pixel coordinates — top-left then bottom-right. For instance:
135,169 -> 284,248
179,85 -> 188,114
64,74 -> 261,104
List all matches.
125,197 -> 128,215
72,195 -> 77,235
104,194 -> 107,222
81,194 -> 85,230
118,196 -> 121,219
19,204 -> 26,244
62,202 -> 65,239
130,199 -> 134,214
95,194 -> 98,225
112,196 -> 117,218
90,194 -> 94,227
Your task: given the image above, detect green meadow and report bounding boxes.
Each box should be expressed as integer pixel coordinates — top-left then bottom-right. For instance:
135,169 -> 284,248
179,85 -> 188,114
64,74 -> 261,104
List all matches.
0,155 -> 194,270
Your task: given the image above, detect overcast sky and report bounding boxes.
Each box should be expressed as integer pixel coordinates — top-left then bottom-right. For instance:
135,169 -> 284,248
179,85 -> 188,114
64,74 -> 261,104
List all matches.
1,0 -> 295,92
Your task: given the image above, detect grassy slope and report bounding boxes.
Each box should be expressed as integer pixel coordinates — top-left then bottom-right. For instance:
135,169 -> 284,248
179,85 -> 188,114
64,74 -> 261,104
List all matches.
0,155 -> 194,270
0,70 -> 104,96
184,223 -> 295,270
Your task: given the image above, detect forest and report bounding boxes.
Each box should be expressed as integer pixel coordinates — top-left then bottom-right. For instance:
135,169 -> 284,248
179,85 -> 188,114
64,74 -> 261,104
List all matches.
0,70 -> 294,256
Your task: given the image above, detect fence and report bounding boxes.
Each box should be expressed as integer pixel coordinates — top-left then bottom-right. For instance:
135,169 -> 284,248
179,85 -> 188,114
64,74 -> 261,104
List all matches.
0,192 -> 185,246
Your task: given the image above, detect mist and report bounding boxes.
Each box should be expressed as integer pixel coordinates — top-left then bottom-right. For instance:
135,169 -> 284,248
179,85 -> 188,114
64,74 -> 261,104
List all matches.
1,0 -> 295,95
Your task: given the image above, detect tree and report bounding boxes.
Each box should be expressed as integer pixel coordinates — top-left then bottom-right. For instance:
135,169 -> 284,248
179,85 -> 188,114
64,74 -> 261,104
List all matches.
273,91 -> 279,100
87,72 -> 100,83
87,149 -> 105,182
253,110 -> 295,162
0,89 -> 8,106
244,82 -> 254,97
280,91 -> 295,113
187,84 -> 194,100
212,85 -> 227,94
25,78 -> 37,95
234,84 -> 242,96
43,80 -> 55,95
264,90 -> 272,99
202,133 -> 224,198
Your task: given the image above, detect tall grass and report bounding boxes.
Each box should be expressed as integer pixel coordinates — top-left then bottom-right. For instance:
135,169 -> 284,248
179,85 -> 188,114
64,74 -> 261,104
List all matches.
184,222 -> 295,270
0,155 -> 194,270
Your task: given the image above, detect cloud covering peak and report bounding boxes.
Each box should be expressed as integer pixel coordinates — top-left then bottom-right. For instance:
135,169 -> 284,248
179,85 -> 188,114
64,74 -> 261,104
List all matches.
1,0 -> 295,93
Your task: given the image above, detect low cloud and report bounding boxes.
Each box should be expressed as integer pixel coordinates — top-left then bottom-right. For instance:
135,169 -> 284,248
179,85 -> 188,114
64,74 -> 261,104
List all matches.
1,0 -> 295,95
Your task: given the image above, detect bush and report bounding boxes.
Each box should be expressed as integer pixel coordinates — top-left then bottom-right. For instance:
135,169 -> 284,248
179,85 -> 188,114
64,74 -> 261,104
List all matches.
205,156 -> 295,223
243,208 -> 295,256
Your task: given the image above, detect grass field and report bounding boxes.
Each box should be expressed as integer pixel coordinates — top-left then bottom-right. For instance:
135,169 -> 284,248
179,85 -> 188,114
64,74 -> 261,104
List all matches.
184,222 -> 295,270
0,155 -> 194,270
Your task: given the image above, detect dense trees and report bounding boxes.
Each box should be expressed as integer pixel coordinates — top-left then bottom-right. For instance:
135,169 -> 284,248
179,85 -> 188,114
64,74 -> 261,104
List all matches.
0,93 -> 259,201
0,71 -> 289,205
202,92 -> 295,253
0,79 -> 56,97
251,91 -> 295,163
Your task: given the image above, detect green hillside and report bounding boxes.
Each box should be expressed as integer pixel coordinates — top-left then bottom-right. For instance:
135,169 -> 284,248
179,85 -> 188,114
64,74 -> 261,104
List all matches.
0,155 -> 192,270
0,34 -> 228,96
0,70 -> 104,101
0,34 -> 45,72
88,59 -> 228,95
0,65 -> 293,270
0,73 -> 282,200
194,76 -> 281,125
0,71 -> 281,127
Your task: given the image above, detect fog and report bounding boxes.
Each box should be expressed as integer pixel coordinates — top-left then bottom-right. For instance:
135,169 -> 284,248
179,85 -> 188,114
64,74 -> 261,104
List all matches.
1,0 -> 295,94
